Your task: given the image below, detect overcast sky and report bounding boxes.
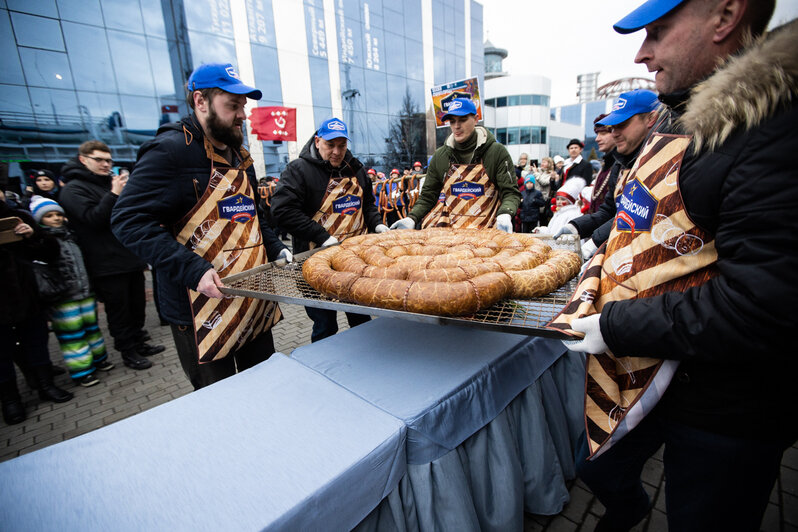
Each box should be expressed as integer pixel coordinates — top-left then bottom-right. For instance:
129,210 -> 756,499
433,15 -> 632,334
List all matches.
482,0 -> 798,106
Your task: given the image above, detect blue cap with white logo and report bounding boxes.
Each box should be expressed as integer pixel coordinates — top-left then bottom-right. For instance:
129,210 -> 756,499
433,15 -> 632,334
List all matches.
442,98 -> 478,121
316,118 -> 350,141
597,90 -> 660,126
613,0 -> 687,34
187,63 -> 262,100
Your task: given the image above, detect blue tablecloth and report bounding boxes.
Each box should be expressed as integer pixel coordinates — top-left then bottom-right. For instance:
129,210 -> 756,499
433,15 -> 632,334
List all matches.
292,318 -> 566,464
292,319 -> 586,531
0,354 -> 406,532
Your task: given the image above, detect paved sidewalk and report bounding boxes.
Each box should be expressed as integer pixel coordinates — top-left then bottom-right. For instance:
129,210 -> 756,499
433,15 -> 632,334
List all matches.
1,271 -> 795,531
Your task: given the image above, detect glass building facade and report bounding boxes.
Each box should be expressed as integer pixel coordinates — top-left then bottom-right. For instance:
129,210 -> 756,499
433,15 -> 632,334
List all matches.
0,0 -> 483,178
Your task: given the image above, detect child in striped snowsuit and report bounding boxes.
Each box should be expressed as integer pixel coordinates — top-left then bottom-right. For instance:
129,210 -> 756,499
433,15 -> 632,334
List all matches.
29,196 -> 112,387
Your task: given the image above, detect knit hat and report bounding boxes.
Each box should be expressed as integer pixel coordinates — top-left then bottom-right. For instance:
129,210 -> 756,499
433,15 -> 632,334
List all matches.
553,155 -> 565,165
524,175 -> 535,185
29,195 -> 64,223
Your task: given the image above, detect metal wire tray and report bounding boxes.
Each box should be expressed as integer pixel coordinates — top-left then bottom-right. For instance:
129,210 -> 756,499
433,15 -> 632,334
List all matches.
220,235 -> 580,339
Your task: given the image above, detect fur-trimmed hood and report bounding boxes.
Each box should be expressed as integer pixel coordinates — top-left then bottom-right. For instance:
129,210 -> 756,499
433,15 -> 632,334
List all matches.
680,18 -> 798,152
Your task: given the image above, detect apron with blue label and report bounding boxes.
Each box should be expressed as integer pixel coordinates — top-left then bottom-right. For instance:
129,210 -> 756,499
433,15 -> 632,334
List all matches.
548,133 -> 718,458
421,163 -> 500,229
174,138 -> 281,363
310,173 -> 367,246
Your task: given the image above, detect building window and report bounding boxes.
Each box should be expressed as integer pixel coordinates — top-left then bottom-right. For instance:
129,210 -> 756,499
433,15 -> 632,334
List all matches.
488,94 -> 549,108
496,127 -> 507,144
507,127 -> 519,145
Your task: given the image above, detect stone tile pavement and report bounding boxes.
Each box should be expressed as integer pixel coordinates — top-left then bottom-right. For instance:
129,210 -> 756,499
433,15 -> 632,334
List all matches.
1,271 -> 795,531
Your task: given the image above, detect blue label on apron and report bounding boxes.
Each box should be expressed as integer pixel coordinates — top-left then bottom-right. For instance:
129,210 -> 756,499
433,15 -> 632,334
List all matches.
217,193 -> 256,223
616,178 -> 658,233
451,182 -> 484,200
333,194 -> 361,215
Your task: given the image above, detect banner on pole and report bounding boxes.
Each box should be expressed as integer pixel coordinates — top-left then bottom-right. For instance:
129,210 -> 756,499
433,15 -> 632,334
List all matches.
430,77 -> 482,128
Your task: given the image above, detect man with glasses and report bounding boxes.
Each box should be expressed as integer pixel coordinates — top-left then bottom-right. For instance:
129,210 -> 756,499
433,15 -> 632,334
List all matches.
60,140 -> 164,372
554,89 -> 659,259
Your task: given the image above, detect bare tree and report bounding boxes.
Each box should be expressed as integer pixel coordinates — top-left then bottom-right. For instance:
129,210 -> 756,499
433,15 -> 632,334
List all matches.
384,89 -> 426,171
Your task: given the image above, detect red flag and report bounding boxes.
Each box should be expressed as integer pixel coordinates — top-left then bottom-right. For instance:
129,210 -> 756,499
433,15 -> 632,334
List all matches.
249,106 -> 297,141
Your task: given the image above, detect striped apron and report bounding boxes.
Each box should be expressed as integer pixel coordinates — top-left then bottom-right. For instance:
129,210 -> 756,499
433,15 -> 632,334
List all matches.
310,174 -> 367,246
421,163 -> 500,229
549,133 -> 718,458
174,139 -> 282,363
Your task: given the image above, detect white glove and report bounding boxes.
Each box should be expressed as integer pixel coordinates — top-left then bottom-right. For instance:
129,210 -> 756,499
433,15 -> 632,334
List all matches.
390,217 -> 416,230
562,314 -> 607,354
496,213 -> 513,233
374,224 -> 389,233
321,236 -> 339,247
581,239 -> 597,261
553,224 -> 578,239
277,248 -> 293,263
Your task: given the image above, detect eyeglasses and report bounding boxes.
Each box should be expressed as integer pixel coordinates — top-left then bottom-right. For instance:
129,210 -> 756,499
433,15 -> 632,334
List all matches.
86,156 -> 113,164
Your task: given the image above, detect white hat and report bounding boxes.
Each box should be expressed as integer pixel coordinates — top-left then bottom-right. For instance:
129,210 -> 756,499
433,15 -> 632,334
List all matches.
555,178 -> 586,204
553,155 -> 565,165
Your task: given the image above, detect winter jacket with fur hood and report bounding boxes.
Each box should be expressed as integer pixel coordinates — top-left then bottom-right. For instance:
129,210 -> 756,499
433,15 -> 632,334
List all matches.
599,19 -> 798,444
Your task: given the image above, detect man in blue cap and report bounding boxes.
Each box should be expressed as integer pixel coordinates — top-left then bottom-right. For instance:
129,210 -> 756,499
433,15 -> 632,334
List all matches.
390,97 -> 520,232
548,1 -> 797,530
554,89 -> 659,259
112,63 -> 290,390
271,117 -> 387,342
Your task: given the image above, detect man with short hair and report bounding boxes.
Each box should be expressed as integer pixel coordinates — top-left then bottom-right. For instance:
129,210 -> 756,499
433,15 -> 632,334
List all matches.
551,1 -> 796,530
60,140 -> 164,371
112,63 -> 289,390
562,139 -> 593,183
271,117 -> 387,343
390,98 -> 520,232
587,114 -> 616,215
554,90 -> 659,259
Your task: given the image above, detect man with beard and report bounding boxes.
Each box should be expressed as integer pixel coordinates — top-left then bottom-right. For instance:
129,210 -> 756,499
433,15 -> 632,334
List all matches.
60,140 -> 164,371
551,1 -> 797,530
111,63 -> 290,390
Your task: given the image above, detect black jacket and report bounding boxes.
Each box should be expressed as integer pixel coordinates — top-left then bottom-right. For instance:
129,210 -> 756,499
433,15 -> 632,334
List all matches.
571,147 -> 640,246
0,201 -> 59,324
271,134 -> 380,253
519,188 -> 545,223
599,21 -> 798,444
59,159 -> 146,278
111,114 -> 287,325
564,157 -> 593,183
41,225 -> 92,302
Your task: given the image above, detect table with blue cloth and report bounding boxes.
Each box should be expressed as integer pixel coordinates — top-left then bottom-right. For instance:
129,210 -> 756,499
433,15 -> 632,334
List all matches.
0,354 -> 407,531
291,318 -> 586,532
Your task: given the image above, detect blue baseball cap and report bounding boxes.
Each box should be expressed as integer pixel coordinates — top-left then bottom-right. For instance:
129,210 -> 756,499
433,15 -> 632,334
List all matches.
613,0 -> 687,34
597,90 -> 660,126
186,63 -> 262,100
442,98 -> 478,121
316,118 -> 350,141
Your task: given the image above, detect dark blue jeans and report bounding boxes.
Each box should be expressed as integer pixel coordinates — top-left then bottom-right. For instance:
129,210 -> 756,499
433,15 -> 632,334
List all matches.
576,407 -> 786,531
305,307 -> 370,343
